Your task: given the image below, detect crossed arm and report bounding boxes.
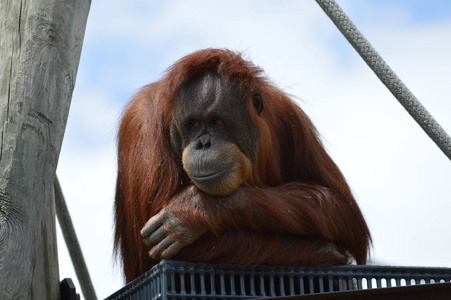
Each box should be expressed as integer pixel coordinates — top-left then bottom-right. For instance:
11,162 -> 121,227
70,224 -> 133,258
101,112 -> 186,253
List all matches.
141,183 -> 367,264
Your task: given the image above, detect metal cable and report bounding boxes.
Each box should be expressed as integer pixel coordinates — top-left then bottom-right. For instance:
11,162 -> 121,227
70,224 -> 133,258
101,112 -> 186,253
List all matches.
55,176 -> 97,300
316,0 -> 451,160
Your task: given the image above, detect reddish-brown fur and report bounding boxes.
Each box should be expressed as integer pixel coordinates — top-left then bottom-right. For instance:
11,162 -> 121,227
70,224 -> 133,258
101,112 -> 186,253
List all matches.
115,49 -> 371,283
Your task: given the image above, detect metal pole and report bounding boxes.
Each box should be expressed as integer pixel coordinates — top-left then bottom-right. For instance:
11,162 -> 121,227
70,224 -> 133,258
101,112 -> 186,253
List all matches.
55,177 -> 97,300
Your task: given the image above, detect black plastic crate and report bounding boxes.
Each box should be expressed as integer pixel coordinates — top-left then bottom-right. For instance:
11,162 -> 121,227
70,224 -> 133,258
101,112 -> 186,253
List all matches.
106,260 -> 451,300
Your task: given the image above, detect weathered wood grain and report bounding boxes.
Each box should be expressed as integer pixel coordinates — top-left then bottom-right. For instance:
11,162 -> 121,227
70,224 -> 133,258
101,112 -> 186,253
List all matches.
31,189 -> 60,300
0,0 -> 90,298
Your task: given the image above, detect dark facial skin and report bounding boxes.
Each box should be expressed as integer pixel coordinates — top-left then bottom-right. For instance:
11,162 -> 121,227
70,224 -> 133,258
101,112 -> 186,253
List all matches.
170,73 -> 261,196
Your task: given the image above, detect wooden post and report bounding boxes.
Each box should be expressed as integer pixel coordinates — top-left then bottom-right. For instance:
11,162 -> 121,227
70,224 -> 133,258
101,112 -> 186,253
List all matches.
31,188 -> 60,299
0,0 -> 90,298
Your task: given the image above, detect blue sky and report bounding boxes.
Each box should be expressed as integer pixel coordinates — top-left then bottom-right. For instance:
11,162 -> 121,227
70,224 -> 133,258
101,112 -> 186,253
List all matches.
364,0 -> 451,23
56,1 -> 451,298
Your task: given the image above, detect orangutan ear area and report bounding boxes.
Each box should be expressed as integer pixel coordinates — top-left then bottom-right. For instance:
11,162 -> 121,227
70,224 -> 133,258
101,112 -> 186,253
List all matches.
114,48 -> 371,283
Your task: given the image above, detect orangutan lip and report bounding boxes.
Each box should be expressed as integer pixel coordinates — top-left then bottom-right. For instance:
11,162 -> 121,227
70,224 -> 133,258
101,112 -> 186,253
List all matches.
192,168 -> 228,182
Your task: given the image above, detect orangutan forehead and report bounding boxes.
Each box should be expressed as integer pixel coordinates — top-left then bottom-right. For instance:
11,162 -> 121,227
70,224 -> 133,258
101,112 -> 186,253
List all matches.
175,73 -> 243,113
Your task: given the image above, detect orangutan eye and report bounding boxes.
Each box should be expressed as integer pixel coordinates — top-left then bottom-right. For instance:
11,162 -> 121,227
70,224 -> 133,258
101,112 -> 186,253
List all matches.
187,119 -> 200,130
211,118 -> 223,127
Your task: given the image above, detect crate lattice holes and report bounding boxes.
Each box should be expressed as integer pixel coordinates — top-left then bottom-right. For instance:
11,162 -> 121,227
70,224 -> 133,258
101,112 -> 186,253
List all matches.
106,260 -> 451,299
